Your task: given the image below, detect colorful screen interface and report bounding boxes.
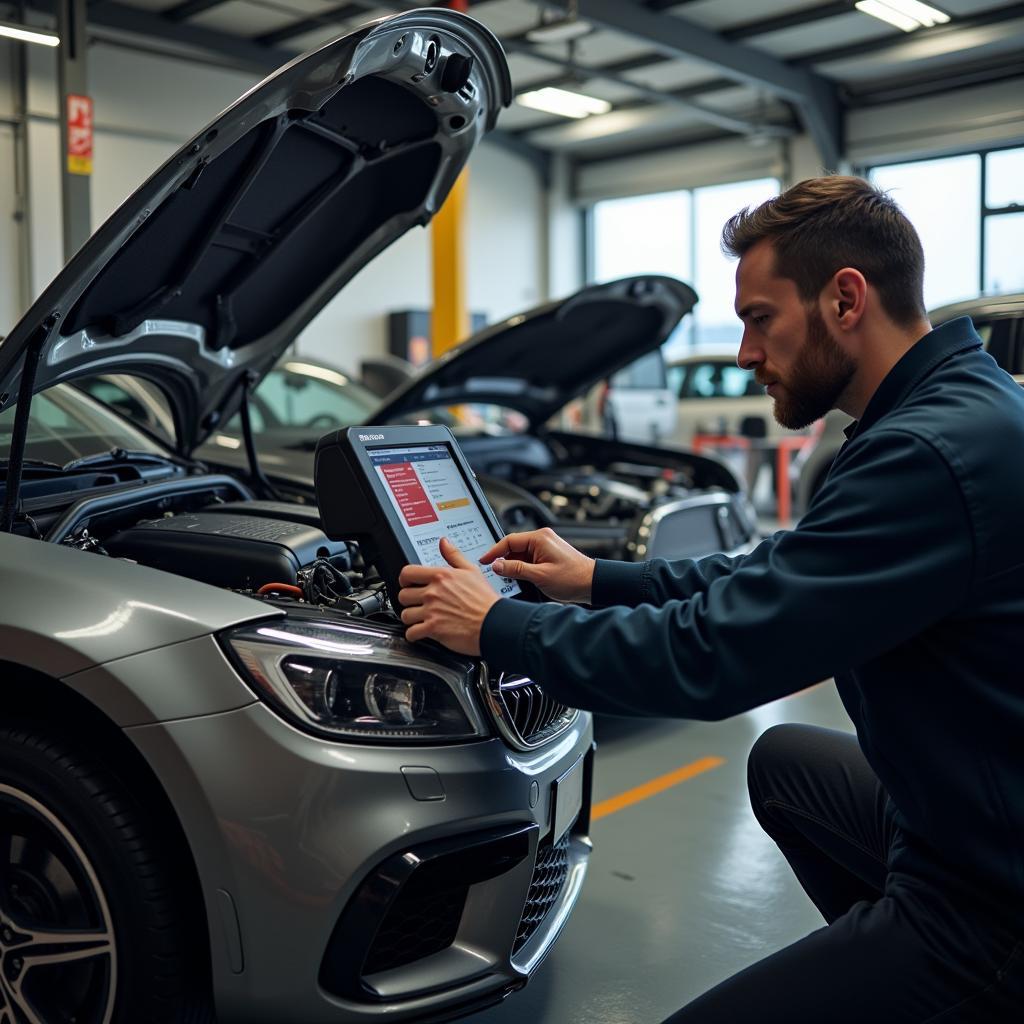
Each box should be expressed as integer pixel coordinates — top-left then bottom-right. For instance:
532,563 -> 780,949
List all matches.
370,444 -> 521,598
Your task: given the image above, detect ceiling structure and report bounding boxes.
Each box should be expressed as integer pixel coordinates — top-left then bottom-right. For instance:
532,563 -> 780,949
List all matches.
14,0 -> 1024,170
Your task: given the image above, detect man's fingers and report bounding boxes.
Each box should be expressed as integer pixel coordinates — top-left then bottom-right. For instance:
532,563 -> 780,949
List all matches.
398,587 -> 426,608
399,564 -> 445,586
405,622 -> 431,643
400,606 -> 427,625
479,535 -> 514,564
493,557 -> 539,582
479,532 -> 535,565
439,537 -> 475,570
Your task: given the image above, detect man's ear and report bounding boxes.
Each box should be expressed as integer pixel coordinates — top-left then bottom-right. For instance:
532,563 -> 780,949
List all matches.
831,268 -> 867,330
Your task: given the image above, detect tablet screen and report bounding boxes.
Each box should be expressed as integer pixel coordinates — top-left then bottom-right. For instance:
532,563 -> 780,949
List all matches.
370,444 -> 521,598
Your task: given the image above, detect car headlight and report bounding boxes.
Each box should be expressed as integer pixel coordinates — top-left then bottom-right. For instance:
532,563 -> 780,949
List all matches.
221,620 -> 488,743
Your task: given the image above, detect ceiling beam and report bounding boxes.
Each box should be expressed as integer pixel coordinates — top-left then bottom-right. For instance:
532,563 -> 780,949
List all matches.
501,34 -> 791,139
163,0 -> 233,23
574,0 -> 842,166
255,1 -> 368,47
47,0 -> 300,69
508,77 -> 762,137
723,2 -> 853,42
794,1 -> 1024,68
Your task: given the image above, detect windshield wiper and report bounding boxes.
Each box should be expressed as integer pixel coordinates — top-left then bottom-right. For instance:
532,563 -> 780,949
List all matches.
61,448 -> 180,472
0,457 -> 64,474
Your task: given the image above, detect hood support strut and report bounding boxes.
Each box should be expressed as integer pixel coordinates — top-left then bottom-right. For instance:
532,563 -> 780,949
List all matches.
1,316 -> 55,533
238,370 -> 281,502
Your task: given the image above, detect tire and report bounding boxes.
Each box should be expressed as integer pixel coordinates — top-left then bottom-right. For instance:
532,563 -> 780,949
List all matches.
0,723 -> 215,1024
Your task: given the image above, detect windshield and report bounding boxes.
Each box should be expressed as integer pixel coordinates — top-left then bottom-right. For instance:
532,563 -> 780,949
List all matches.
0,384 -> 168,466
224,363 -> 379,434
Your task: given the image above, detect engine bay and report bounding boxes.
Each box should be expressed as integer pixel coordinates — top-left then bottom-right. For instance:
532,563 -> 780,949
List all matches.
457,431 -> 750,561
27,424 -> 753,616
46,482 -> 392,619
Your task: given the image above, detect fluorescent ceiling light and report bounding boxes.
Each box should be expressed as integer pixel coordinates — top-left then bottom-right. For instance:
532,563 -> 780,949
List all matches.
0,20 -> 60,46
516,87 -> 611,119
855,0 -> 950,32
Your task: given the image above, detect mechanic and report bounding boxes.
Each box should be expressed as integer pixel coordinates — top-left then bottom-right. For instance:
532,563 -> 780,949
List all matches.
396,175 -> 1024,1022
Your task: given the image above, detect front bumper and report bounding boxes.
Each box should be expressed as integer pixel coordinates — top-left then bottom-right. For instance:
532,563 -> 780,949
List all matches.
125,697 -> 593,1023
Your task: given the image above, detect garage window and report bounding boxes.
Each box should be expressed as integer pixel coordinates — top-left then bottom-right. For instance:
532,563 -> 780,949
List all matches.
868,144 -> 1024,307
589,178 -> 779,356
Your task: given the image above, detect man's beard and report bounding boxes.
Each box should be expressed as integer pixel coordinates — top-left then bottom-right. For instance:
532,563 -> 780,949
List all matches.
765,307 -> 855,430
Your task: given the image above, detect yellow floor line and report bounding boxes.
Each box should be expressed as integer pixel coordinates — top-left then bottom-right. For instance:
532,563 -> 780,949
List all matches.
592,755 -> 726,822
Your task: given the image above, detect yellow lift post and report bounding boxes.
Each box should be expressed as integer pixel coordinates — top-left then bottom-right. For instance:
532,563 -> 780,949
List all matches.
431,0 -> 471,360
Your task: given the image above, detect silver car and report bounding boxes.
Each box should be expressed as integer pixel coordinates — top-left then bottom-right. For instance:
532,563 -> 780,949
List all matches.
0,12 -> 592,1023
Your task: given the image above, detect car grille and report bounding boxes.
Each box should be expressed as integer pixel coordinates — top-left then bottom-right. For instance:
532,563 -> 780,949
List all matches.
513,832 -> 571,953
483,670 -> 578,750
362,868 -> 468,976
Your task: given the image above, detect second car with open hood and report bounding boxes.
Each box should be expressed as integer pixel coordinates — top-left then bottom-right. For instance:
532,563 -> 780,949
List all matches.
187,276 -> 760,565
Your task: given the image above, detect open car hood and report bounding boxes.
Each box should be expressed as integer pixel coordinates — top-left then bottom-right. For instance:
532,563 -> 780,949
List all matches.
372,276 -> 697,426
0,10 -> 510,454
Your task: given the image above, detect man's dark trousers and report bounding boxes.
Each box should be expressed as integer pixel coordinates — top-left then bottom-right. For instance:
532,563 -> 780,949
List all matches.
663,725 -> 1024,1023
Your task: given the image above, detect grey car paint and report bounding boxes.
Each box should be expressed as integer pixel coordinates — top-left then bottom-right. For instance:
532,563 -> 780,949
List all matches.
0,530 -> 277,677
0,11 -> 595,1024
62,635 -> 262,726
125,701 -> 592,1022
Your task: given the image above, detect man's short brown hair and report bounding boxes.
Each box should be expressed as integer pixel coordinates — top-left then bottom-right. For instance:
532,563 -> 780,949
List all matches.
721,175 -> 926,327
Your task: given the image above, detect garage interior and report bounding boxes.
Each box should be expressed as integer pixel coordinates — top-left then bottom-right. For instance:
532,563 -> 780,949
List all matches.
1,1 -> 1023,1022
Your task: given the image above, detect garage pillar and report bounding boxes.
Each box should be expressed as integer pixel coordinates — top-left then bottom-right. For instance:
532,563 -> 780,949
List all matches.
56,0 -> 91,261
430,0 -> 470,359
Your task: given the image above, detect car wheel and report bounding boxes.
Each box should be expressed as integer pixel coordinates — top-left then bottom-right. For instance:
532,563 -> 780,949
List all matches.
0,724 -> 214,1024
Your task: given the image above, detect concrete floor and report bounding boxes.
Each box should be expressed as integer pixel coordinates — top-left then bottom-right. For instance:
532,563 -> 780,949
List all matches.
472,682 -> 854,1024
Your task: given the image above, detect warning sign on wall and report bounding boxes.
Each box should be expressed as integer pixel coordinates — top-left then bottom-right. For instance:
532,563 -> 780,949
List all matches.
66,94 -> 93,176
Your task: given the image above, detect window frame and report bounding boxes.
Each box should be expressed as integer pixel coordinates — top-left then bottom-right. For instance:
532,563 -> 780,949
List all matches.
864,141 -> 1024,300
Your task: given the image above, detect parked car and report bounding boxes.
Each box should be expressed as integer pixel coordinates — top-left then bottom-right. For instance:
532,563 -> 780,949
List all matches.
598,347 -> 678,444
181,277 -> 760,564
794,292 -> 1024,516
0,13 -> 595,1024
665,349 -> 765,446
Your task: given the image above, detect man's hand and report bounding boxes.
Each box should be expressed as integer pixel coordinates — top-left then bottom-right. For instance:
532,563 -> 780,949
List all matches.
398,538 -> 498,656
480,527 -> 595,604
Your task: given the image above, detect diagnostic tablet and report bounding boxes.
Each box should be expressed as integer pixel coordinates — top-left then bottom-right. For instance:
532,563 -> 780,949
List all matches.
314,424 -> 534,606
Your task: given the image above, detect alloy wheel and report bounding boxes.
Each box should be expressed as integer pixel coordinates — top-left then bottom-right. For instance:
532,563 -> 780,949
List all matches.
0,783 -> 116,1024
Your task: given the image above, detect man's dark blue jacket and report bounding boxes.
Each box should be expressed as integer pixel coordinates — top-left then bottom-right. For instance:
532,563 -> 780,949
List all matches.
482,317 -> 1024,911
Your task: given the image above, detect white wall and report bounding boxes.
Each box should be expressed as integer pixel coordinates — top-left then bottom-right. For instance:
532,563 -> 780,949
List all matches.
0,40 -> 15,117
575,136 -> 789,203
545,154 -> 584,301
4,40 -> 549,369
0,122 -> 20,337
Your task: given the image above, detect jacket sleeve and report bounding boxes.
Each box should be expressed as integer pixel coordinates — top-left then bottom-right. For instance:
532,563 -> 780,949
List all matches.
590,536 -> 783,609
480,429 -> 974,719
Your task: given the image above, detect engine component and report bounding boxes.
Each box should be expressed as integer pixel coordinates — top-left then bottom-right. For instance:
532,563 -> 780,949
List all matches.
204,500 -> 353,571
527,469 -> 653,523
105,512 -> 349,590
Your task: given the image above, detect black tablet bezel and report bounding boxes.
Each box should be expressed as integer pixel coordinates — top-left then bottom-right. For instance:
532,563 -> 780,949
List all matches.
315,424 -> 538,606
